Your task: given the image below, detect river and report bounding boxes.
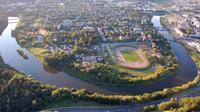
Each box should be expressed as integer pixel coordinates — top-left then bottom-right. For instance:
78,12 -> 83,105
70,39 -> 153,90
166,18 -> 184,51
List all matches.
0,16 -> 198,95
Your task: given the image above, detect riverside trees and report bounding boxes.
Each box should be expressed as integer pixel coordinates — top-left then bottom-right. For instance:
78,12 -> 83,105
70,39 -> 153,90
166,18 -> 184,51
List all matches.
1,68 -> 199,112
144,96 -> 200,112
0,53 -> 199,111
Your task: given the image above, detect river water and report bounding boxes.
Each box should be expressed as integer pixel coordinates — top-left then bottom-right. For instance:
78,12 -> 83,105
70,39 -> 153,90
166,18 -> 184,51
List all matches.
0,16 -> 198,95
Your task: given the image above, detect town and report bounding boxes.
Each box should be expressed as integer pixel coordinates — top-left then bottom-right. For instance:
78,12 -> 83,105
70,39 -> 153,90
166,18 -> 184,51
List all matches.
0,0 -> 200,112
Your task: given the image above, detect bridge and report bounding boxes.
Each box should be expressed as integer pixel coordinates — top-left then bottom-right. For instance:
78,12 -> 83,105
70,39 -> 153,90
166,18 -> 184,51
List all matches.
8,21 -> 19,24
8,17 -> 18,20
168,39 -> 177,42
180,37 -> 200,42
155,27 -> 167,31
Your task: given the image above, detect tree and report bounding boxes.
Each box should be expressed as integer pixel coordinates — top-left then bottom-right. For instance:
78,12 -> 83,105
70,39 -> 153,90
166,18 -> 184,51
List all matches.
158,98 -> 179,111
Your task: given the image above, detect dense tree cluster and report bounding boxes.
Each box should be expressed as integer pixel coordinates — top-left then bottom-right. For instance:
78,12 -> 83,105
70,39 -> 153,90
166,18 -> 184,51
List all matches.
74,63 -> 128,84
0,69 -> 54,111
134,74 -> 200,102
44,50 -> 75,68
144,96 -> 200,112
73,63 -> 178,85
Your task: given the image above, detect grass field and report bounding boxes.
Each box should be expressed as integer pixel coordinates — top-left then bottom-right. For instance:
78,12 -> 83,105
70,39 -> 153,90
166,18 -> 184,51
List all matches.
121,51 -> 142,62
29,48 -> 50,63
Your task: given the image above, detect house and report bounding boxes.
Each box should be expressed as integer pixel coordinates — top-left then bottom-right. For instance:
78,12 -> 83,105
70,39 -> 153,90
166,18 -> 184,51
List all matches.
47,45 -> 57,52
190,17 -> 200,28
175,27 -> 186,37
83,27 -> 95,32
39,29 -> 49,36
53,37 -> 58,42
187,41 -> 200,52
133,27 -> 142,33
152,51 -> 162,58
82,56 -> 97,64
57,19 -> 72,30
35,35 -> 44,44
96,56 -> 104,62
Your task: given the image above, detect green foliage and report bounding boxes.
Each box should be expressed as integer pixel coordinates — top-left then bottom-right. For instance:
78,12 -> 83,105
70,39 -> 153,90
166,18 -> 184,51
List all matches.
0,69 -> 55,111
0,67 -> 199,112
143,105 -> 157,112
73,63 -> 129,84
135,74 -> 200,102
158,98 -> 179,111
73,61 -> 177,85
44,50 -> 75,68
156,96 -> 200,112
51,88 -> 72,101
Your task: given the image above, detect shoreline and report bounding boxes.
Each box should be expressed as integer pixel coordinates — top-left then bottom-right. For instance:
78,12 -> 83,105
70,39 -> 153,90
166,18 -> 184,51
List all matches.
0,16 -> 8,35
0,10 -> 19,35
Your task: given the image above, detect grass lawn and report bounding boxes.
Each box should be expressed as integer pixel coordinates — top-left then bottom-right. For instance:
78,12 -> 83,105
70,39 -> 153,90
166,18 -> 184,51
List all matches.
29,48 -> 50,63
121,51 -> 142,62
29,48 -> 49,56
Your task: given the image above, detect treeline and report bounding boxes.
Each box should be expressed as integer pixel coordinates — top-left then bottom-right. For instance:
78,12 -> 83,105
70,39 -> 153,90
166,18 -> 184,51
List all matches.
73,63 -> 128,84
44,50 -> 75,68
134,74 -> 200,102
0,69 -> 54,111
0,68 -> 199,112
144,97 -> 200,112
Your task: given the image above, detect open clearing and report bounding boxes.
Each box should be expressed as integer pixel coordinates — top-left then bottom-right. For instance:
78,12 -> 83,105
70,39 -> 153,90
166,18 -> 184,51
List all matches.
121,50 -> 143,62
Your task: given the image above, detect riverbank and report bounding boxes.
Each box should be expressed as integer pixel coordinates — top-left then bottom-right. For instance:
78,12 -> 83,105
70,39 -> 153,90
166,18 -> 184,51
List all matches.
0,10 -> 19,35
29,47 -> 178,87
0,14 -> 200,111
160,15 -> 200,70
1,52 -> 200,112
1,47 -> 200,112
0,16 -> 8,35
0,15 -> 197,95
160,15 -> 180,38
144,96 -> 200,112
179,41 -> 200,69
17,49 -> 28,59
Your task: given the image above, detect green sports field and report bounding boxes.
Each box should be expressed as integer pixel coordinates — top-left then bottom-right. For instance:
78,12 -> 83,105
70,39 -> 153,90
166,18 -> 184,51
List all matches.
121,51 -> 143,62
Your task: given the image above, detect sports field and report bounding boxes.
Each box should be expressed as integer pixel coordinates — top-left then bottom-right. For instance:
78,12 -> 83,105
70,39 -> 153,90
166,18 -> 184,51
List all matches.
121,51 -> 143,62
114,46 -> 149,69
